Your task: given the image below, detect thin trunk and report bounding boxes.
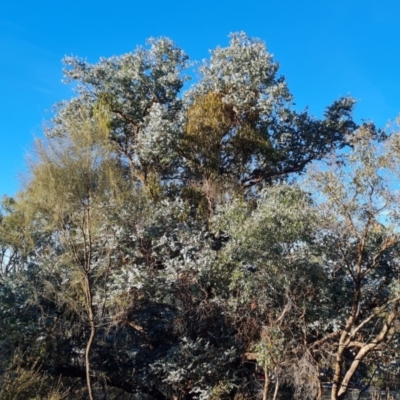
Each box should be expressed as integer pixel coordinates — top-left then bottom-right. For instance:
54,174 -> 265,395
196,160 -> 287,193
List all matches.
263,365 -> 270,400
82,203 -> 96,400
272,374 -> 279,400
316,376 -> 323,400
331,332 -> 346,400
204,178 -> 214,219
84,273 -> 96,400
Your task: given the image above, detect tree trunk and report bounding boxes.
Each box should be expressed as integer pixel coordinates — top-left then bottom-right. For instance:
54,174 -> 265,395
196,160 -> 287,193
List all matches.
337,304 -> 398,399
263,365 -> 270,400
272,374 -> 280,400
84,273 -> 96,400
331,285 -> 362,400
316,376 -> 323,400
331,336 -> 345,400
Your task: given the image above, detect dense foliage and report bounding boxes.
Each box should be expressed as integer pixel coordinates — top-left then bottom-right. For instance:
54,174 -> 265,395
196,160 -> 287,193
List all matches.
1,33 -> 399,400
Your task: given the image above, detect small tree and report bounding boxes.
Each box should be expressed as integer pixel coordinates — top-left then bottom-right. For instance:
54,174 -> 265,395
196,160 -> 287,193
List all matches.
16,107 -> 145,399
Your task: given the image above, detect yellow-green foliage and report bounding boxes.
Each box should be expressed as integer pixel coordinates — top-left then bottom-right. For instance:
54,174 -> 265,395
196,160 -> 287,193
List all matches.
185,91 -> 232,141
92,92 -> 113,141
184,90 -> 274,183
181,185 -> 209,219
19,108 -> 131,231
184,91 -> 233,178
144,171 -> 163,201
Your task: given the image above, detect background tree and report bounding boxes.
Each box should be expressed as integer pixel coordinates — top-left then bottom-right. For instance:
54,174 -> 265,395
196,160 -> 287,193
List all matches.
213,185 -> 324,400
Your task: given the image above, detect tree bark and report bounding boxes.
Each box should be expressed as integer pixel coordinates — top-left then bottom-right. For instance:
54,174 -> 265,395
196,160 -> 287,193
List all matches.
331,282 -> 362,400
337,303 -> 399,399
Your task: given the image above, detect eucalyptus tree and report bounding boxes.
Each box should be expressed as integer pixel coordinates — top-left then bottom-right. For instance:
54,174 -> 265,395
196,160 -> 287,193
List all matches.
61,33 -> 358,216
208,125 -> 400,400
4,33 -> 391,400
180,33 -> 357,216
304,127 -> 400,400
60,37 -> 188,196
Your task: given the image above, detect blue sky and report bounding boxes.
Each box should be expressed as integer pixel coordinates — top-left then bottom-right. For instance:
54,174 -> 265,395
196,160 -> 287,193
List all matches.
1,0 -> 399,196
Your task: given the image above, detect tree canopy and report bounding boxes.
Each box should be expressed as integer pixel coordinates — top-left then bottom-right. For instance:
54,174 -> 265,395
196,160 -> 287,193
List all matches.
1,33 -> 398,400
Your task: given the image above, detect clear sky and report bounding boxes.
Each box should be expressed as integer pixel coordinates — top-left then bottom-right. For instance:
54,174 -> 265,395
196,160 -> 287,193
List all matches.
1,0 -> 399,196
